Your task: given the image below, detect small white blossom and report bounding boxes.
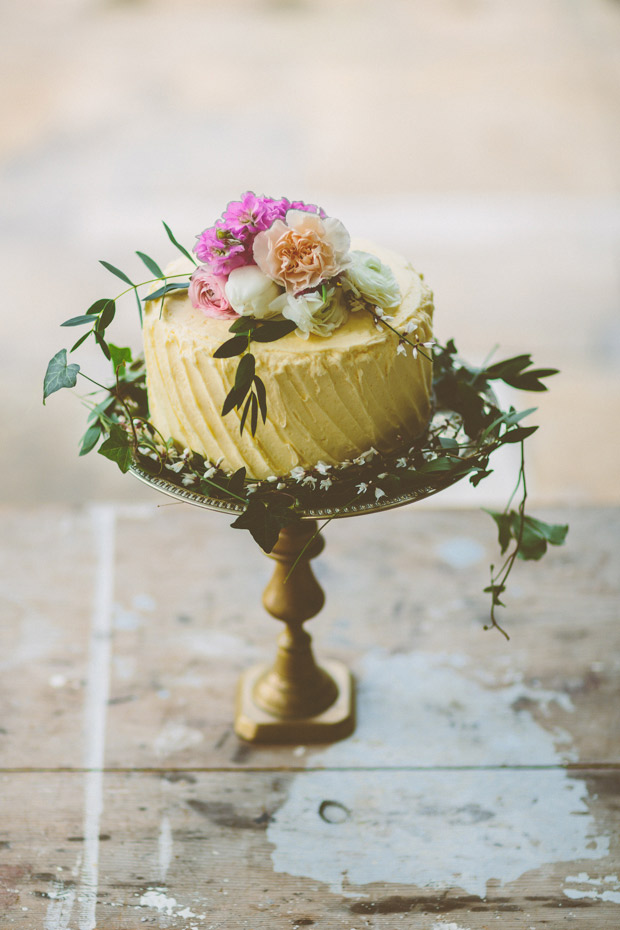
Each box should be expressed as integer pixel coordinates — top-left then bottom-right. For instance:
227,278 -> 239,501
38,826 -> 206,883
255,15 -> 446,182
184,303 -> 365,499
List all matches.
246,483 -> 258,494
383,314 -> 395,323
181,447 -> 191,460
396,343 -> 407,356
165,461 -> 185,473
378,472 -> 388,479
315,461 -> 332,475
319,478 -> 332,490
302,475 -> 317,488
265,475 -> 278,483
353,455 -> 367,466
403,321 -> 418,335
215,457 -> 224,468
396,457 -> 408,468
412,346 -> 418,359
374,307 -> 385,318
276,482 -> 286,490
290,466 -> 306,482
356,482 -> 369,495
367,447 -> 379,458
148,452 -> 159,461
182,474 -> 197,486
375,487 -> 386,501
203,466 -> 217,479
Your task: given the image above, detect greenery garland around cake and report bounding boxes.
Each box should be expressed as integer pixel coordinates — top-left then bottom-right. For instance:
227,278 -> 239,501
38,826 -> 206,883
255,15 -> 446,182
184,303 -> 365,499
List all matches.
44,192 -> 567,638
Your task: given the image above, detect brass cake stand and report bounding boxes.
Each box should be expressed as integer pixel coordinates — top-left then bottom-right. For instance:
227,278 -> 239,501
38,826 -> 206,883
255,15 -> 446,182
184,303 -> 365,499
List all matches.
130,463 -> 463,744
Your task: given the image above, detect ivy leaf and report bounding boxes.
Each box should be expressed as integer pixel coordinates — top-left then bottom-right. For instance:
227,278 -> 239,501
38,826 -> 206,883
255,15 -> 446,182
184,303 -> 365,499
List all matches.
99,260 -> 134,287
469,467 -> 493,487
79,423 -> 102,456
162,221 -> 197,266
61,314 -> 97,327
523,515 -> 569,547
98,424 -> 134,473
43,350 -> 80,404
484,509 -> 514,555
251,319 -> 297,342
227,467 -> 246,497
136,251 -> 163,278
213,335 -> 248,358
513,513 -> 568,560
231,499 -> 298,553
109,344 -> 132,375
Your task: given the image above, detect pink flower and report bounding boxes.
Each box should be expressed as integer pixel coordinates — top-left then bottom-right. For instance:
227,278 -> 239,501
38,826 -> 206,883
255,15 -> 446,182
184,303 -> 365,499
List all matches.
222,192 -> 284,239
194,223 -> 247,276
252,209 -> 351,294
188,265 -> 239,320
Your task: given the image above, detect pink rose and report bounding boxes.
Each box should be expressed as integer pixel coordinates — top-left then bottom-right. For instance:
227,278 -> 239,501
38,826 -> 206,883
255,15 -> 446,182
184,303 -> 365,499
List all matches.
252,209 -> 351,294
188,265 -> 239,320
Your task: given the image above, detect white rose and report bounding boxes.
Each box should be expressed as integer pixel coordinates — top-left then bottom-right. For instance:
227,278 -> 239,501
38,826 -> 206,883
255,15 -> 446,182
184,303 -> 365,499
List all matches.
224,265 -> 283,319
272,286 -> 348,338
344,250 -> 401,309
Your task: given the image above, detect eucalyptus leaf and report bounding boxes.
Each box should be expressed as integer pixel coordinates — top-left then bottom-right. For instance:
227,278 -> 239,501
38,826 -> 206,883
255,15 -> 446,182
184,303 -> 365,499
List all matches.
136,251 -> 163,278
94,331 -> 111,360
43,350 -> 80,403
213,335 -> 248,359
61,314 -> 97,327
229,317 -> 259,334
86,297 -> 114,316
250,393 -> 258,436
162,221 -> 197,265
222,386 -> 242,417
251,319 -> 297,342
239,394 -> 253,435
79,423 -> 102,456
143,281 -> 189,302
500,425 -> 539,443
99,260 -> 134,287
70,330 -> 93,353
234,353 -> 256,393
95,299 -> 116,332
254,375 -> 267,423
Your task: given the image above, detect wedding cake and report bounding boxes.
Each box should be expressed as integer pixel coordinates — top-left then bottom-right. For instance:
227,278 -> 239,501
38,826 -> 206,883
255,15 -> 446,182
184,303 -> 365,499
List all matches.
143,194 -> 434,480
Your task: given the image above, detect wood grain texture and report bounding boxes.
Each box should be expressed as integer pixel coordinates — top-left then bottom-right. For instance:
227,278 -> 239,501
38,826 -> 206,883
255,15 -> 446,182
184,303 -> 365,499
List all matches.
1,504 -> 619,928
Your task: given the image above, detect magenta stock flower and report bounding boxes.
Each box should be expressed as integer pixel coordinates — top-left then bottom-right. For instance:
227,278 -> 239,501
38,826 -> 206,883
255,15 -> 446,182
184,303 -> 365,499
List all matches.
188,265 -> 239,320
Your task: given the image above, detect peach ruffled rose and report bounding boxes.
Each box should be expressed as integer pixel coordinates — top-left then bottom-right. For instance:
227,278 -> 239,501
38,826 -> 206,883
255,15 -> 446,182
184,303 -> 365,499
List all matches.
252,209 -> 351,294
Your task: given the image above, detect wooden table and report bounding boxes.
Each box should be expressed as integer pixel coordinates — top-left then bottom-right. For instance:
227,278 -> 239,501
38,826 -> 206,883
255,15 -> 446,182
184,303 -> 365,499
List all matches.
1,504 -> 618,929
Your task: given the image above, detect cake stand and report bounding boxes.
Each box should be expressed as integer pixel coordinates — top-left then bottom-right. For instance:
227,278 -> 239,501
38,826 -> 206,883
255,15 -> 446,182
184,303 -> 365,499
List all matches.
130,463 -> 464,744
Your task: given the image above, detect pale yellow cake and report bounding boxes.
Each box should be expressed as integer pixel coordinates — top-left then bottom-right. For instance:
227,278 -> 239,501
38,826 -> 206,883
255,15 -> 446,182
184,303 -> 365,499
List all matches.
143,241 -> 434,479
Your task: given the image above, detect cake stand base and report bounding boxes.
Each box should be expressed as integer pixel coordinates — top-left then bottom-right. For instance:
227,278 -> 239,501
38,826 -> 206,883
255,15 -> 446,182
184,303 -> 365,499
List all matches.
235,659 -> 355,743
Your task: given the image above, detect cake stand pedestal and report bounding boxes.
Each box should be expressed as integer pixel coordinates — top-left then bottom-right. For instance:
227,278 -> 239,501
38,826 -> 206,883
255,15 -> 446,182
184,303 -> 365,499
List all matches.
130,465 -> 460,744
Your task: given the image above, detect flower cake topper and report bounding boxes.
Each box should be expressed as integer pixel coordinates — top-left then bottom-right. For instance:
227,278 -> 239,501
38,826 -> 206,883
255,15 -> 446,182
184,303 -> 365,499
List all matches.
189,192 -> 405,339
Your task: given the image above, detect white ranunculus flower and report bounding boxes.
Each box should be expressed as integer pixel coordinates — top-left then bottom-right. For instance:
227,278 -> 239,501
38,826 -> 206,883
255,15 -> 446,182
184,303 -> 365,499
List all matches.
224,264 -> 283,318
272,286 -> 348,338
344,250 -> 401,310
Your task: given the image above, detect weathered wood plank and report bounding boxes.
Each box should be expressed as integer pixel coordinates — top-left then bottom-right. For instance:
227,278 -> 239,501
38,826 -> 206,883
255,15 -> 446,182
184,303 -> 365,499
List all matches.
1,769 -> 618,928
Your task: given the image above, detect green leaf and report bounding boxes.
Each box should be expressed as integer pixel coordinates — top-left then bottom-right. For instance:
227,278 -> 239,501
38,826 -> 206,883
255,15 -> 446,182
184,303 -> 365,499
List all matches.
136,250 -> 163,278
227,467 -> 246,497
95,299 -> 116,332
484,354 -> 532,381
222,387 -> 247,417
254,375 -> 267,423
143,282 -> 189,302
79,423 -> 102,456
439,436 -> 459,450
229,317 -> 259,334
99,260 -> 134,287
251,319 -> 298,342
250,393 -> 258,436
510,512 -> 548,561
86,297 -> 114,316
94,330 -> 111,360
43,350 -> 80,403
163,221 -> 197,265
239,393 -> 253,435
500,425 -> 539,443
213,335 -> 248,358
109,344 -> 132,375
70,330 -> 93,353
231,499 -> 298,553
234,353 -> 256,394
98,424 -> 134,473
522,515 -> 568,547
484,509 -> 513,555
61,314 -> 97,327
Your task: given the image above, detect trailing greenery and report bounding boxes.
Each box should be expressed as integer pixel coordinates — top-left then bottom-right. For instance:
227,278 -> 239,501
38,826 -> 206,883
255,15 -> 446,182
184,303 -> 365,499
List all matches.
43,227 -> 568,636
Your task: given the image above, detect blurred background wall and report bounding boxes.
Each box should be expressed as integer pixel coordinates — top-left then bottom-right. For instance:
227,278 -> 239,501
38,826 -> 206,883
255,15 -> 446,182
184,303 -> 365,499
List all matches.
2,0 -> 619,506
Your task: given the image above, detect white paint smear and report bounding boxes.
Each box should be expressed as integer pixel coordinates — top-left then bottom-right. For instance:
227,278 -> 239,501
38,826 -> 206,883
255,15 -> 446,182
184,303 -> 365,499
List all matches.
158,814 -> 173,881
563,872 -> 620,903
268,650 -> 610,898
